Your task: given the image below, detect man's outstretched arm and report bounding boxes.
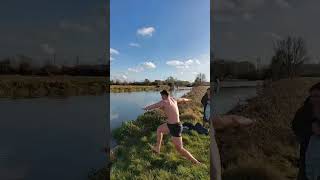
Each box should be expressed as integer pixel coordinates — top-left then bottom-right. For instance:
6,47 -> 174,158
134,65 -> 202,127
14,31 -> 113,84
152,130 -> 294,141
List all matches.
143,101 -> 163,111
176,98 -> 192,103
211,115 -> 254,129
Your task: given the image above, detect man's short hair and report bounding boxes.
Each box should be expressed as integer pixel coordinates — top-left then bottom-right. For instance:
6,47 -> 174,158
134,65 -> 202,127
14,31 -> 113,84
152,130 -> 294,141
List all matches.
310,82 -> 320,93
160,90 -> 169,96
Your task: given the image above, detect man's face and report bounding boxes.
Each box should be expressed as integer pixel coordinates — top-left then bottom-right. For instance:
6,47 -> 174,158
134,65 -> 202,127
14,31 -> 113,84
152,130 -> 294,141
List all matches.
310,89 -> 320,106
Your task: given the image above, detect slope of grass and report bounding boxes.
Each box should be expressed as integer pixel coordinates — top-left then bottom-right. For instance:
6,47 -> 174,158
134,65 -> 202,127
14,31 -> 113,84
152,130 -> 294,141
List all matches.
0,75 -> 107,98
105,86 -> 210,180
218,78 -> 320,180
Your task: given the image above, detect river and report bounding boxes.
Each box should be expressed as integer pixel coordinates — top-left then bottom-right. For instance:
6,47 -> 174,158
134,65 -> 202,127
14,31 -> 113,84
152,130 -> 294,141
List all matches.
0,83 -> 258,180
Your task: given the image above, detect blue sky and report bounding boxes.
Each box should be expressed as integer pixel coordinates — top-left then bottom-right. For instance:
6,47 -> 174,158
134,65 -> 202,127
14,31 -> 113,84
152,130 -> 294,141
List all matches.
110,0 -> 210,82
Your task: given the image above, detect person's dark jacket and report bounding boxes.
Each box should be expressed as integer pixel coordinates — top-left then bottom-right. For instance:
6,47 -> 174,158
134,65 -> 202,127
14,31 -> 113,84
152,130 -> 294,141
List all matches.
291,97 -> 314,180
292,97 -> 314,144
201,93 -> 209,123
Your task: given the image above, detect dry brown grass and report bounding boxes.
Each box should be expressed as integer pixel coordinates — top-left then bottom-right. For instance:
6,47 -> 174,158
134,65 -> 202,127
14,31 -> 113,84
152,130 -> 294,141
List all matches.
217,78 -> 320,179
0,75 -> 107,97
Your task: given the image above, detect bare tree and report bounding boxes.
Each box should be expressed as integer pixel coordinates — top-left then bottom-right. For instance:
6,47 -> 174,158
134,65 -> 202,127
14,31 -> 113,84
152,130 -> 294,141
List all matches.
272,36 -> 309,79
194,73 -> 206,86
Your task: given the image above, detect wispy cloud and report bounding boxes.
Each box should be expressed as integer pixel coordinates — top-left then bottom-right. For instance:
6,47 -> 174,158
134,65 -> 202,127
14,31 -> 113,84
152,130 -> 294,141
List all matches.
137,26 -> 155,37
129,42 -> 140,47
142,62 -> 156,69
41,44 -> 55,54
128,66 -> 144,73
110,48 -> 119,55
128,61 -> 156,73
166,60 -> 184,66
166,59 -> 201,69
264,32 -> 282,40
110,48 -> 119,61
111,73 -> 128,81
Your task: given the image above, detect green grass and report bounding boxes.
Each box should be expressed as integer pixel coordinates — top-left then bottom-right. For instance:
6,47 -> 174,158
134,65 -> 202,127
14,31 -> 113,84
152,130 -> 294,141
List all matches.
90,86 -> 210,180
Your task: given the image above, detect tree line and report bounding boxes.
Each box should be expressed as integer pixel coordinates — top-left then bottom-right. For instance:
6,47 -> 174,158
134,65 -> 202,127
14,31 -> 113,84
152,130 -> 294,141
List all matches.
214,35 -> 320,81
0,55 -> 108,76
111,73 -> 208,87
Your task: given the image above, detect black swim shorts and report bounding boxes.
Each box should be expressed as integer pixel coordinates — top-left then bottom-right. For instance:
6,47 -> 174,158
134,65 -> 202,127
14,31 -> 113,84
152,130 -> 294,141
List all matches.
167,123 -> 183,137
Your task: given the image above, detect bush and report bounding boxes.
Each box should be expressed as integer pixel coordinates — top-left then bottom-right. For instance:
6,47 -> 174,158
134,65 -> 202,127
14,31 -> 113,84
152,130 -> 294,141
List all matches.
112,121 -> 142,143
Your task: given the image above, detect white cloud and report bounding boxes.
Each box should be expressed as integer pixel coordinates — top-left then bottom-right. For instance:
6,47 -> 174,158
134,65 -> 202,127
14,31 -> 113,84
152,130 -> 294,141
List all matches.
110,48 -> 119,55
166,59 -> 200,70
129,43 -> 140,47
185,59 -> 194,65
111,73 -> 128,81
127,61 -> 156,73
143,62 -> 156,69
41,44 -> 55,54
122,75 -> 128,79
128,67 -> 144,73
168,54 -> 210,82
137,27 -> 155,37
110,48 -> 119,61
166,60 -> 184,66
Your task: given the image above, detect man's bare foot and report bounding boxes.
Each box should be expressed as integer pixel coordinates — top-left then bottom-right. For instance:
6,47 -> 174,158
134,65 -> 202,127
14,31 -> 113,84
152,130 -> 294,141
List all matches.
193,160 -> 202,165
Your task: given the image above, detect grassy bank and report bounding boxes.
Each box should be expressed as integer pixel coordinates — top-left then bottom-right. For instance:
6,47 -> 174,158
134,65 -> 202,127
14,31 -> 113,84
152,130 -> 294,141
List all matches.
0,75 -> 107,98
0,75 -> 173,98
110,85 -> 170,93
218,77 -> 320,179
91,86 -> 210,180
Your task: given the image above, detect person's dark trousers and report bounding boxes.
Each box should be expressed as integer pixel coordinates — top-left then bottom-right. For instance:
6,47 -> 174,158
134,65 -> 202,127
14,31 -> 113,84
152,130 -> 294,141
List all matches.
297,143 -> 308,180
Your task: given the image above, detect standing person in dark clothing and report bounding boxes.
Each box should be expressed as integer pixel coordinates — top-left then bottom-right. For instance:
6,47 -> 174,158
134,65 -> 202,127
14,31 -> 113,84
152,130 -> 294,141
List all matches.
292,82 -> 320,180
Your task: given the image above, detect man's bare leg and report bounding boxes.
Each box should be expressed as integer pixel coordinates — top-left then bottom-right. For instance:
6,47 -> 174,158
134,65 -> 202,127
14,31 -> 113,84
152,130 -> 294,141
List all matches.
172,136 -> 200,164
152,123 -> 169,154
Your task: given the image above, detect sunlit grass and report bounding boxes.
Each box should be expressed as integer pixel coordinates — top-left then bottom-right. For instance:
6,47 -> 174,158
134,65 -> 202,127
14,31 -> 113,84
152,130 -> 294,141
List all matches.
107,86 -> 210,180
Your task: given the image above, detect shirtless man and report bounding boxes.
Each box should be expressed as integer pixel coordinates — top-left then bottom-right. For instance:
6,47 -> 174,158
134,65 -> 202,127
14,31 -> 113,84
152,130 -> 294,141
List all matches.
143,90 -> 201,164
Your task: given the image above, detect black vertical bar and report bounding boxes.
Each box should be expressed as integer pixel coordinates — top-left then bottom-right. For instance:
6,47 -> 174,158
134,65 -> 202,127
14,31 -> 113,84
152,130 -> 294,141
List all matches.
106,0 -> 111,178
210,0 -> 214,179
